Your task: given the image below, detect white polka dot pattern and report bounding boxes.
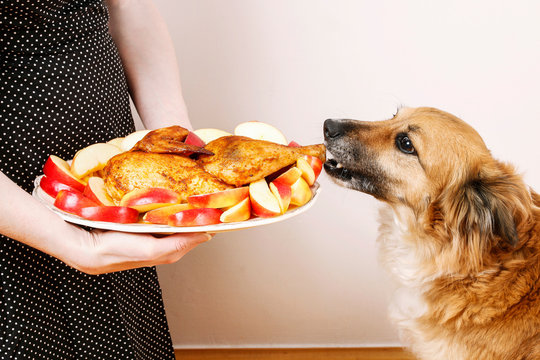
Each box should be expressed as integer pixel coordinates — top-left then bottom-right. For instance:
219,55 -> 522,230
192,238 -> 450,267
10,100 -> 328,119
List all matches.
1,1 -> 175,359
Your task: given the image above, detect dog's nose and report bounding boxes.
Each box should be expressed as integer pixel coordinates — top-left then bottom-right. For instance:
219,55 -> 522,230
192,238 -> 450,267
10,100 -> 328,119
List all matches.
324,119 -> 343,139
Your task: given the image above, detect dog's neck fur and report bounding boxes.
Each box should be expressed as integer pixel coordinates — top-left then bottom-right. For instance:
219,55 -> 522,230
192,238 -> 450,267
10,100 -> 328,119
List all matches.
378,201 -> 540,359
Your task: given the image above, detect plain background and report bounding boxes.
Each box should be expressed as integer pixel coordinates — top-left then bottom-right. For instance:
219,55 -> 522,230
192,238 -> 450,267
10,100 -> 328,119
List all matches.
133,0 -> 540,349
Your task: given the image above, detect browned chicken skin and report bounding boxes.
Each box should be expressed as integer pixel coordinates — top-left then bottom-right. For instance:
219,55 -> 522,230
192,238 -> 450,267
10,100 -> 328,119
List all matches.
102,152 -> 232,202
102,127 -> 326,201
198,136 -> 326,186
132,125 -> 213,156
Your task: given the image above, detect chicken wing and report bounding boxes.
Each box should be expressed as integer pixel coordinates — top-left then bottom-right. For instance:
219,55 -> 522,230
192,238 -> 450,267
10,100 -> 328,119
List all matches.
102,151 -> 233,202
132,125 -> 213,156
198,136 -> 326,186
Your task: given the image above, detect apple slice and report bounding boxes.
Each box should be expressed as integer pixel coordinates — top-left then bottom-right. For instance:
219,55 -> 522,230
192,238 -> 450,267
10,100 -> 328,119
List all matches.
79,206 -> 139,223
119,187 -> 181,212
296,157 -> 316,186
107,137 -> 124,150
220,197 -> 251,223
168,208 -> 223,227
184,132 -> 206,147
120,129 -> 152,151
234,121 -> 287,145
40,176 -> 80,198
193,128 -> 231,144
290,177 -> 312,207
54,189 -> 99,216
269,181 -> 291,214
142,203 -> 193,224
187,187 -> 249,209
249,178 -> 281,217
83,177 -> 115,206
288,140 -> 301,147
42,155 -> 86,191
70,143 -> 122,179
273,166 -> 302,186
303,155 -> 323,180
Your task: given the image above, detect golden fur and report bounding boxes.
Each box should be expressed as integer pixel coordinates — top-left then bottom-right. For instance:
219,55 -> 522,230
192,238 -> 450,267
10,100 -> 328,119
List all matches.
324,107 -> 540,360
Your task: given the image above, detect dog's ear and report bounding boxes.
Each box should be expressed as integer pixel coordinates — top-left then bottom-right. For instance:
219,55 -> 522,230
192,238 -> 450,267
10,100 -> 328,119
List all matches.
459,177 -> 519,248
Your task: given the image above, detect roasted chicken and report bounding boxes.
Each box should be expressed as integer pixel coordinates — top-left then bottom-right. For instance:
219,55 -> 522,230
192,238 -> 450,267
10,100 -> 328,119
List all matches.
103,152 -> 233,202
198,136 -> 325,187
102,127 -> 326,202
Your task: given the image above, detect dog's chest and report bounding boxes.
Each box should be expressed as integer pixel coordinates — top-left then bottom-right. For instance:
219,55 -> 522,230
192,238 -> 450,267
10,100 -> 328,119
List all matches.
377,205 -> 467,359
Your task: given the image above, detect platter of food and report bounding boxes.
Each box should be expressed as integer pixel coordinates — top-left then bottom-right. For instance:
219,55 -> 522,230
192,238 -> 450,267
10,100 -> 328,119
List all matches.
32,121 -> 325,233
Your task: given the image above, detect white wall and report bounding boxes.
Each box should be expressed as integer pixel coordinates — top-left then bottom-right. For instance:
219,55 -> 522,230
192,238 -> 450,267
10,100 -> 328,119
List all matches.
148,0 -> 540,348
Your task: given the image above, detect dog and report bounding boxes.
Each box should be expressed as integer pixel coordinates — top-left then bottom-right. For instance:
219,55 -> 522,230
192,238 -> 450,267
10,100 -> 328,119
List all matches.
323,107 -> 540,360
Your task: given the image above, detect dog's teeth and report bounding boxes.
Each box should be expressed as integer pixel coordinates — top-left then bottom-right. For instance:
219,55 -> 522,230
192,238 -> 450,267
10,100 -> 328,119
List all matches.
336,163 -> 343,169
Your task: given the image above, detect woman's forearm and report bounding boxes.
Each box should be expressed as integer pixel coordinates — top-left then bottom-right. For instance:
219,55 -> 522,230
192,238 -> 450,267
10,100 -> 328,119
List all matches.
106,0 -> 191,130
0,172 -> 83,267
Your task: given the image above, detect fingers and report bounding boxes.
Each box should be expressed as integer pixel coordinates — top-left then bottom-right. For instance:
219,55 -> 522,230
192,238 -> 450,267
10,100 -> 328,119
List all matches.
78,230 -> 213,274
153,232 -> 212,264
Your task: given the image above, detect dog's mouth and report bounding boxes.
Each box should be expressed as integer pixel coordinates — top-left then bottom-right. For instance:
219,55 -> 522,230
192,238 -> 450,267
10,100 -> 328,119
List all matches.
324,158 -> 353,181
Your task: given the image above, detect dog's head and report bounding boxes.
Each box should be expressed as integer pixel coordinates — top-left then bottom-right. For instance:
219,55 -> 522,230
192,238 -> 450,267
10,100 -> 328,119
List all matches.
324,107 -> 531,258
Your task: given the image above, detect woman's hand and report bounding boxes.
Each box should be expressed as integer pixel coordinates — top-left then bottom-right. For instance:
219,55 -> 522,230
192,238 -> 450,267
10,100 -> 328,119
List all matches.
69,228 -> 211,275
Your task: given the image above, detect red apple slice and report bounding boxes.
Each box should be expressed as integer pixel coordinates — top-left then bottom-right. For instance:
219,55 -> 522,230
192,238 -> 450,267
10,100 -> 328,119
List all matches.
184,132 -> 206,147
249,178 -> 281,217
290,177 -> 312,207
273,167 -> 302,186
193,128 -> 231,144
303,155 -> 323,180
220,197 -> 251,223
269,181 -> 292,214
142,203 -> 193,224
83,177 -> 115,206
288,141 -> 301,147
234,121 -> 287,145
42,155 -> 86,191
120,187 -> 181,212
187,187 -> 249,209
168,208 -> 223,227
40,176 -> 79,198
71,143 -> 122,178
54,189 -> 99,216
296,157 -> 316,186
79,206 -> 139,223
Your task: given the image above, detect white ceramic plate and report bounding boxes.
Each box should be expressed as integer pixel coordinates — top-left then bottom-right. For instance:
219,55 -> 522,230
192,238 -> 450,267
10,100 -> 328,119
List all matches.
32,176 -> 321,233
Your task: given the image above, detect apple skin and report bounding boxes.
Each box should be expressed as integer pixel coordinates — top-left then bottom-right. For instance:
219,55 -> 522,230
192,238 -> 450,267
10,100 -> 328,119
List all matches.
83,177 -> 115,206
168,208 -> 223,227
79,206 -> 139,223
273,166 -> 302,186
269,181 -> 292,214
184,132 -> 206,147
40,176 -> 80,198
288,141 -> 301,147
220,197 -> 251,223
290,177 -> 312,207
120,187 -> 181,212
303,155 -> 323,180
142,203 -> 193,224
54,189 -> 99,216
42,155 -> 86,192
234,121 -> 287,145
296,157 -> 316,186
249,179 -> 281,218
187,187 -> 249,209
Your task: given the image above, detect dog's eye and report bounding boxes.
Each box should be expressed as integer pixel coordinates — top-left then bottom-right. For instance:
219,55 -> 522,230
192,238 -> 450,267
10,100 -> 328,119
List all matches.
396,134 -> 416,155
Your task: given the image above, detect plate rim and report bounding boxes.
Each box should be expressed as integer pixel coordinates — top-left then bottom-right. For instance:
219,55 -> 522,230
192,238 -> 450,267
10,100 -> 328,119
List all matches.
33,176 -> 321,233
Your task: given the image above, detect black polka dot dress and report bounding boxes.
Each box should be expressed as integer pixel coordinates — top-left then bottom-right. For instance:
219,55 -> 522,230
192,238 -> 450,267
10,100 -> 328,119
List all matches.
1,1 -> 175,359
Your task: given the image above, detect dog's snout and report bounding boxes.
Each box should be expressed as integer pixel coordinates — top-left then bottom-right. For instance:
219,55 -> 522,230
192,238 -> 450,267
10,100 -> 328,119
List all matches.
324,119 -> 344,140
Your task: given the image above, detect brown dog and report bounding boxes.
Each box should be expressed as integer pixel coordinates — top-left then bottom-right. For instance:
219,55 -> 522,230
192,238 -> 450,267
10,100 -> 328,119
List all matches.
324,107 -> 540,360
